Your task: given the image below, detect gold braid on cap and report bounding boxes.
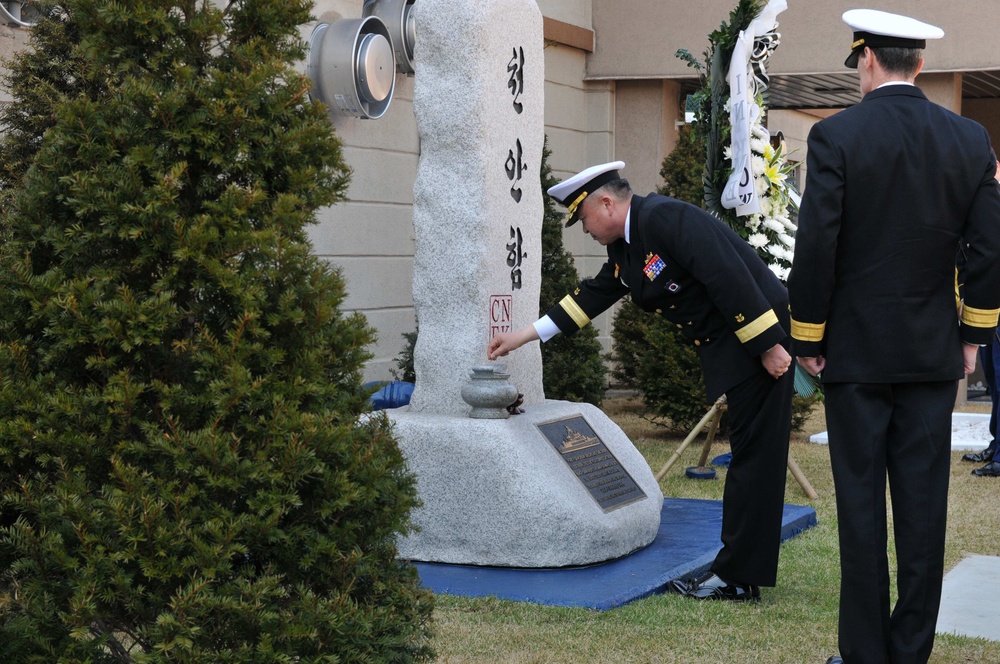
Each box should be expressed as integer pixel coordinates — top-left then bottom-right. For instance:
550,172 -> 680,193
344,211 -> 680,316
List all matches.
851,38 -> 865,49
566,191 -> 588,218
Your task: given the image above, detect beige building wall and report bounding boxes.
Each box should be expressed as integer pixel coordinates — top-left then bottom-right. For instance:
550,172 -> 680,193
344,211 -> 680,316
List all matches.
538,1 -> 615,356
614,80 -> 682,197
589,0 -> 1000,79
303,1 -> 419,380
543,46 -> 619,354
0,24 -> 31,104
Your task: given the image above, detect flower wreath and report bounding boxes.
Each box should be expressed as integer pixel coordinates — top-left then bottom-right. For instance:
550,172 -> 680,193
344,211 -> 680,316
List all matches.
677,0 -> 798,281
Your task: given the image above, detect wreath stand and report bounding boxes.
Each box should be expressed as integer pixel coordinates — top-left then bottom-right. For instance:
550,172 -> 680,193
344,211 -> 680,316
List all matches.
653,396 -> 817,499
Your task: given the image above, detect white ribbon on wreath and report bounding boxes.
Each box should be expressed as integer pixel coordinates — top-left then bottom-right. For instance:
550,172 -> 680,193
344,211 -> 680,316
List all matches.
721,0 -> 787,216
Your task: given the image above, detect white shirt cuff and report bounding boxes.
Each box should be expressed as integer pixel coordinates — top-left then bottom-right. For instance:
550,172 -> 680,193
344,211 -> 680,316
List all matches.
533,316 -> 561,342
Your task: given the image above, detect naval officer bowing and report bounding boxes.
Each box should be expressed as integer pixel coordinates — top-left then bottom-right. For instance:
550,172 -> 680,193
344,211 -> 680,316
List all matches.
488,161 -> 795,602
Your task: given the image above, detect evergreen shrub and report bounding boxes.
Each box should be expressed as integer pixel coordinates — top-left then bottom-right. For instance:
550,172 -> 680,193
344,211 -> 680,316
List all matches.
0,0 -> 433,661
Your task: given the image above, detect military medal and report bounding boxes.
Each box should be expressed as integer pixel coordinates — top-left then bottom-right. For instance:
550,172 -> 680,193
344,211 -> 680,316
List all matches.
643,254 -> 666,281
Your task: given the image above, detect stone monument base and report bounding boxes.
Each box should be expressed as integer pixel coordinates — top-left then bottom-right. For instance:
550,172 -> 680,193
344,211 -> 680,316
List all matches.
388,400 -> 664,567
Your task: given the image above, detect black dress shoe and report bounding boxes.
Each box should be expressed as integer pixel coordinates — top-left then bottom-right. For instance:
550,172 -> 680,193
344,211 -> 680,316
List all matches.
667,572 -> 760,602
962,442 -> 998,462
825,658 -> 843,664
972,461 -> 1000,477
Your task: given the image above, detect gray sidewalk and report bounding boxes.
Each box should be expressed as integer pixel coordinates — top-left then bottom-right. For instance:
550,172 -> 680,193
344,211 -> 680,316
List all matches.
936,554 -> 1000,642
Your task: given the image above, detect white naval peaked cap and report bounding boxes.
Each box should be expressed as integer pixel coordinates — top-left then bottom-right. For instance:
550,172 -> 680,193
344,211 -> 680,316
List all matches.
547,161 -> 626,227
842,9 -> 944,68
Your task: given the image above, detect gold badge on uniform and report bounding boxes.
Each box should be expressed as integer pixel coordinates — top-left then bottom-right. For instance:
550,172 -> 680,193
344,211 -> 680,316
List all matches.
735,313 -> 745,323
574,287 -> 581,295
614,264 -> 620,278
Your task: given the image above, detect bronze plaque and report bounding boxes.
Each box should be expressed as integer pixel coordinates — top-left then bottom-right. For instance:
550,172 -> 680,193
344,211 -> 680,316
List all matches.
537,415 -> 646,511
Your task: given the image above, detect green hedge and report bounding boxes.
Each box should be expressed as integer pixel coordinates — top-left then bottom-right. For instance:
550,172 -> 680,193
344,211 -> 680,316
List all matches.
0,0 -> 432,660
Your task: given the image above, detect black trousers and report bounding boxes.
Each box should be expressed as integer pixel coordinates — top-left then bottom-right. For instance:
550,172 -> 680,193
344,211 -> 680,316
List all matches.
710,365 -> 793,587
824,381 -> 956,664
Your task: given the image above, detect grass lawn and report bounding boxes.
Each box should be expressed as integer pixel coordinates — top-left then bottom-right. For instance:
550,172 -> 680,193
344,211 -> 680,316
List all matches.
427,397 -> 1000,663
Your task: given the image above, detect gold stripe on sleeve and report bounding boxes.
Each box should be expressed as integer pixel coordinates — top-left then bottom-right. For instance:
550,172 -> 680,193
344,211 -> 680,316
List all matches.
735,310 -> 779,344
791,318 -> 826,343
559,295 -> 591,329
955,267 -> 962,313
962,305 -> 1000,329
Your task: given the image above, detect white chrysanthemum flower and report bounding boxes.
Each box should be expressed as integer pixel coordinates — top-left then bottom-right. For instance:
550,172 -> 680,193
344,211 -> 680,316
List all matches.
778,233 -> 795,247
763,218 -> 784,233
723,144 -> 733,161
749,233 -> 769,248
746,215 -> 762,231
751,155 -> 767,177
768,264 -> 790,281
750,137 -> 768,154
757,196 -> 774,217
755,175 -> 769,197
766,243 -> 785,258
751,122 -> 770,141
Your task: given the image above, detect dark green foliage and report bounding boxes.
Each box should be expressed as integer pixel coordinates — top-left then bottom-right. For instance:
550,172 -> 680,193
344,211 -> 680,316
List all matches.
539,139 -> 607,405
0,0 -> 433,661
391,329 -> 418,384
0,3 -> 87,205
658,123 -> 706,205
791,392 -> 821,432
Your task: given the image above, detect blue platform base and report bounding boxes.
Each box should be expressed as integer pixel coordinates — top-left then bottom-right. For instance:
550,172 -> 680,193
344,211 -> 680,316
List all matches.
413,497 -> 817,611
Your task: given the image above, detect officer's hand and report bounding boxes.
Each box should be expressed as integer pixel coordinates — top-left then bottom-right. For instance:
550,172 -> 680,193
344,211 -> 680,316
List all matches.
487,333 -> 517,360
487,325 -> 541,361
797,355 -> 826,377
963,343 -> 979,375
761,344 -> 792,379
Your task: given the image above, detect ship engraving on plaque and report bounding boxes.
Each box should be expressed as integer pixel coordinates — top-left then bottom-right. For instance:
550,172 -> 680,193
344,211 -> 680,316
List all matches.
537,416 -> 647,511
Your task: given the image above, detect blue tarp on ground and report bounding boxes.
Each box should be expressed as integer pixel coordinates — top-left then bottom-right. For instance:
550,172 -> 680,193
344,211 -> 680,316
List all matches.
413,497 -> 817,611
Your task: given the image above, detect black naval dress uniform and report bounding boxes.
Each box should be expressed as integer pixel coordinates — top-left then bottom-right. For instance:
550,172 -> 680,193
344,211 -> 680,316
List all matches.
789,84 -> 1000,664
545,193 -> 793,588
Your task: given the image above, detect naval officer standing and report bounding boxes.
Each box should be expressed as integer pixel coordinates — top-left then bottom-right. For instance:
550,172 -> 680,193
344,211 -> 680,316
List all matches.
488,161 -> 795,602
788,10 -> 1000,664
